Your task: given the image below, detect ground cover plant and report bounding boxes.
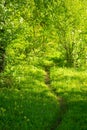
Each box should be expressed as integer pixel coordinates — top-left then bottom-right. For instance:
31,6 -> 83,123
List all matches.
0,66 -> 59,130
50,67 -> 87,130
0,0 -> 87,130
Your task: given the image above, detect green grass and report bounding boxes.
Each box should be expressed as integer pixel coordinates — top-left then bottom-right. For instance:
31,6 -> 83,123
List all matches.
0,65 -> 59,130
0,65 -> 87,130
0,87 -> 59,130
50,67 -> 87,130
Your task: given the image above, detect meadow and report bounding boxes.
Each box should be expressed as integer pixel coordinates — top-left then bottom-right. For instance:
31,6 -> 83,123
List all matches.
0,65 -> 59,130
0,0 -> 87,129
50,67 -> 87,130
0,65 -> 87,130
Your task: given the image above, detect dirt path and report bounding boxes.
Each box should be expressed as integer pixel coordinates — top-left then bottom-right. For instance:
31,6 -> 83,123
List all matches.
44,67 -> 67,130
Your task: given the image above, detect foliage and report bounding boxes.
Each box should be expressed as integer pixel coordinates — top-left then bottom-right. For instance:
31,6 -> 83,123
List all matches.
0,0 -> 87,129
0,0 -> 87,69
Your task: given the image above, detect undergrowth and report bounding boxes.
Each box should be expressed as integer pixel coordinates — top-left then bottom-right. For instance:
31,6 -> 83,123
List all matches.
50,67 -> 87,130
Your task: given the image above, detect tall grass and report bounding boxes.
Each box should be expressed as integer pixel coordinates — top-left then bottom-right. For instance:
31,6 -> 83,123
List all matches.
50,67 -> 87,130
0,65 -> 60,130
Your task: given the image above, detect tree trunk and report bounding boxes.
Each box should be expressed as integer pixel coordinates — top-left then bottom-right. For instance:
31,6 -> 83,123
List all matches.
0,47 -> 5,72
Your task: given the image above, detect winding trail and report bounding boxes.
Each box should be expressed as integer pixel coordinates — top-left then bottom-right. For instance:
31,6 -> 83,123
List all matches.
44,66 -> 67,130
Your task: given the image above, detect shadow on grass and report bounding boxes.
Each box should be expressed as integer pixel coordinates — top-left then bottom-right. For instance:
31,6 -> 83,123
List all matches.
55,90 -> 87,130
0,88 -> 59,130
57,100 -> 87,130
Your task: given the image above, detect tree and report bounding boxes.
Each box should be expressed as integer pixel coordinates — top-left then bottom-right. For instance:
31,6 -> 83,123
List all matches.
51,0 -> 87,67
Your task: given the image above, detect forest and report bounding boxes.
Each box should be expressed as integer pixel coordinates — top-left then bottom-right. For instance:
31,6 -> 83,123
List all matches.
0,0 -> 87,130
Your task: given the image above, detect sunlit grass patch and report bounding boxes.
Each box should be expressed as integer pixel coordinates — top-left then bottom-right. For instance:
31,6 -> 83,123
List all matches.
50,67 -> 87,95
1,65 -> 46,89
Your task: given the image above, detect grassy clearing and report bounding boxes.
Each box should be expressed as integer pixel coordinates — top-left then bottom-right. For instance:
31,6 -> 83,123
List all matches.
0,88 -> 59,130
50,67 -> 87,130
0,65 -> 60,130
0,65 -> 87,130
